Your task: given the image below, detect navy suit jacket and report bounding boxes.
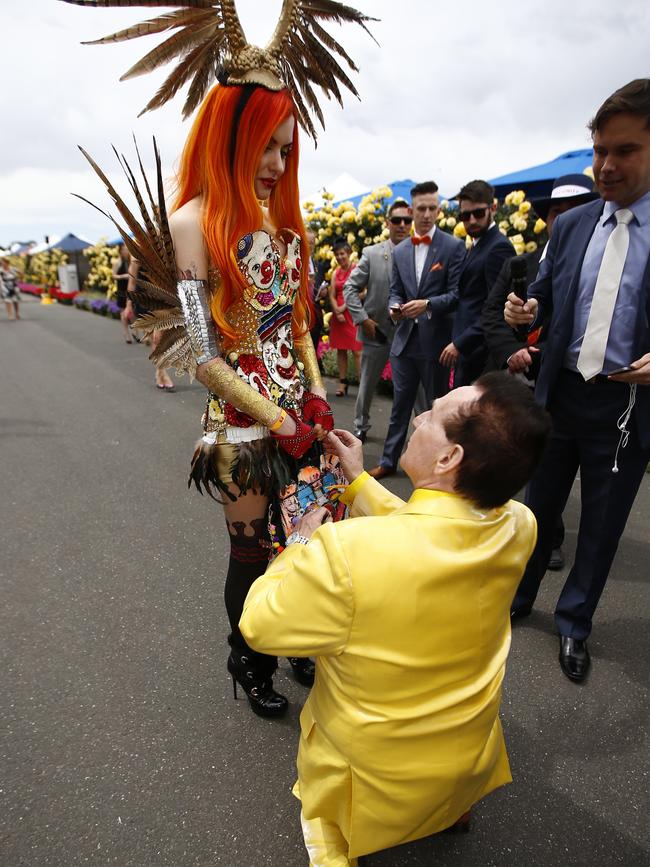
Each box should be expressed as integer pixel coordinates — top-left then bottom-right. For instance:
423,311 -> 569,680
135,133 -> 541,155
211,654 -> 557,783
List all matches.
530,199 -> 650,447
389,230 -> 466,360
452,226 -> 515,360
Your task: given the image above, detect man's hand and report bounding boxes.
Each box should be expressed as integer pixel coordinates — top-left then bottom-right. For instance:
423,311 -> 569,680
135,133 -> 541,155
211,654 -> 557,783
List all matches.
400,299 -> 428,319
361,318 -> 378,340
507,346 -> 540,373
504,292 -> 538,327
335,311 -> 346,323
609,352 -> 650,385
292,505 -> 331,540
389,303 -> 403,322
324,429 -> 364,482
439,342 -> 460,367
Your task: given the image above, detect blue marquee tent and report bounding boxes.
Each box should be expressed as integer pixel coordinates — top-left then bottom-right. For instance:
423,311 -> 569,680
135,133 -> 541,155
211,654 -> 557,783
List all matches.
334,179 -> 416,209
488,149 -> 593,201
45,233 -> 94,253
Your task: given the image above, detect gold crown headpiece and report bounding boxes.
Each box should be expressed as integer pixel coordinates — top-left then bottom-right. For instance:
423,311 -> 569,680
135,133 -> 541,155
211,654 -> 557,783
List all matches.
60,0 -> 377,139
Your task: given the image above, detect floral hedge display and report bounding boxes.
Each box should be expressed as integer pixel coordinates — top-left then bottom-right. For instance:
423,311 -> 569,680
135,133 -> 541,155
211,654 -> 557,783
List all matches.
84,239 -> 120,295
24,248 -> 68,290
303,187 -> 393,281
73,293 -> 122,318
438,189 -> 549,254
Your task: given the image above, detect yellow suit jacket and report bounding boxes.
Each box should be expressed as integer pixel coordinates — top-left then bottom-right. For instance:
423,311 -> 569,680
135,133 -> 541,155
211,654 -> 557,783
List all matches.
240,473 -> 537,859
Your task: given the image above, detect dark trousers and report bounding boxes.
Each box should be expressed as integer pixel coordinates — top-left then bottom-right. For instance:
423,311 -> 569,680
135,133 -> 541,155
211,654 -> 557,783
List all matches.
513,370 -> 649,640
454,348 -> 487,388
380,349 -> 449,470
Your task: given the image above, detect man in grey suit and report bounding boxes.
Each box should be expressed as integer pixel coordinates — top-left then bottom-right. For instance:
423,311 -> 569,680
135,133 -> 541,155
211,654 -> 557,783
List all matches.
369,181 -> 467,479
344,199 -> 413,442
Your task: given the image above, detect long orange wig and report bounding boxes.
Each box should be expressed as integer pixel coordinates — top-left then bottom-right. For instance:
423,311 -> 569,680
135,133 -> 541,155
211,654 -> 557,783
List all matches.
172,84 -> 311,344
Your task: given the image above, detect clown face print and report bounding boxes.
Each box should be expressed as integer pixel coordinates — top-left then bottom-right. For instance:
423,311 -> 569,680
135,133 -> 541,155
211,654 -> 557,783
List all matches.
280,232 -> 303,300
237,231 -> 280,311
222,355 -> 271,428
261,318 -> 304,401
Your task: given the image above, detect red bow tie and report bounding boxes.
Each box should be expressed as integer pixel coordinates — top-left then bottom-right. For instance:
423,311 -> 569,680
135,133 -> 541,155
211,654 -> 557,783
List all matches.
411,235 -> 431,246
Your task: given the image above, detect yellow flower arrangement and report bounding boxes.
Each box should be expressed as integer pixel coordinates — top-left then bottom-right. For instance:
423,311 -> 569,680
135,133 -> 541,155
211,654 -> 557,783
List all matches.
509,233 -> 525,255
84,239 -> 119,294
26,248 -> 69,289
305,185 -> 394,262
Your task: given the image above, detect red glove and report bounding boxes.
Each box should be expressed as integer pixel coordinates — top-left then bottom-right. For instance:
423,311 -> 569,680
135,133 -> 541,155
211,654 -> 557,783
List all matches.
301,392 -> 334,432
272,408 -> 318,458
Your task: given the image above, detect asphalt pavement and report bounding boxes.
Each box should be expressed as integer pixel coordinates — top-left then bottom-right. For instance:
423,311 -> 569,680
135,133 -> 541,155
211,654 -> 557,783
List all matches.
1,298 -> 648,866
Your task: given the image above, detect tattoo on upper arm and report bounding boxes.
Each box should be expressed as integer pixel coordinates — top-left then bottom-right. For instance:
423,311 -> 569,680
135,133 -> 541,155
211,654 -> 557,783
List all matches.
179,263 -> 199,281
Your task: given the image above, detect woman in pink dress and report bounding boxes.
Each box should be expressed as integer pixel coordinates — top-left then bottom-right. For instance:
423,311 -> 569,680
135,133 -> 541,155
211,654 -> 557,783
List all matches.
327,238 -> 362,396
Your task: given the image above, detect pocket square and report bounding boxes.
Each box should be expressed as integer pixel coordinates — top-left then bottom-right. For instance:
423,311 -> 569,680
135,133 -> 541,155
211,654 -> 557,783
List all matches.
429,262 -> 444,272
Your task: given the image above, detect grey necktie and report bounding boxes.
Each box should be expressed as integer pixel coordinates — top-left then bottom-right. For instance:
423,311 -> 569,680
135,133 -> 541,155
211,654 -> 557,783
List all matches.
577,208 -> 634,381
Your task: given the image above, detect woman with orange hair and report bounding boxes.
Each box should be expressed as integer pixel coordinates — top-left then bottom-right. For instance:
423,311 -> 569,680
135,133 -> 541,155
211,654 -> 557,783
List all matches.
61,0 -> 374,722
167,82 -> 334,717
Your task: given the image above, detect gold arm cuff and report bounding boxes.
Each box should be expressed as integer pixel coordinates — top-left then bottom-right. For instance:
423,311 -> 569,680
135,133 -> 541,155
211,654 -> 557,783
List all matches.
199,358 -> 282,429
294,334 -> 323,391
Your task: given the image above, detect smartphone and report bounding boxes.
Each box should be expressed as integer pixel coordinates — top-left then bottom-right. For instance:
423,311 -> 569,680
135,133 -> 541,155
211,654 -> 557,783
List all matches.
609,365 -> 633,375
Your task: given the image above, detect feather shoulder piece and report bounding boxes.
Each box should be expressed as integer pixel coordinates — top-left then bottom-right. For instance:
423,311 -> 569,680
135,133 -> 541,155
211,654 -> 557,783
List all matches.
76,137 -> 197,377
59,0 -> 377,137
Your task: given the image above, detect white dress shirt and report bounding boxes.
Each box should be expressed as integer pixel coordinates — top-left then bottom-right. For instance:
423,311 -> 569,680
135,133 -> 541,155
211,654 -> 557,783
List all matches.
414,226 -> 436,284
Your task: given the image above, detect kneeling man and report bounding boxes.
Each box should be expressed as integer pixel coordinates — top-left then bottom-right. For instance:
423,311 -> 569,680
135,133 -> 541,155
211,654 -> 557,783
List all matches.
240,373 -> 549,866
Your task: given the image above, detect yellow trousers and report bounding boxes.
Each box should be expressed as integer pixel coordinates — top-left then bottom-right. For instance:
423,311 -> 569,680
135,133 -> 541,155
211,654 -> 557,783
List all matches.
301,811 -> 358,867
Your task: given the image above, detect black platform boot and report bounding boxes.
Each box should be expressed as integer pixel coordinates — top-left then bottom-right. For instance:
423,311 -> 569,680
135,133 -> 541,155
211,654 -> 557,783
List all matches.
288,657 -> 315,687
227,648 -> 288,718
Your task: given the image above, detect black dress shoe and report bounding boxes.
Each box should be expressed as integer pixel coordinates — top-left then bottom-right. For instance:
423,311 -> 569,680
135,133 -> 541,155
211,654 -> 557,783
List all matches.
353,430 -> 367,444
558,636 -> 590,682
510,605 -> 532,622
547,547 -> 565,571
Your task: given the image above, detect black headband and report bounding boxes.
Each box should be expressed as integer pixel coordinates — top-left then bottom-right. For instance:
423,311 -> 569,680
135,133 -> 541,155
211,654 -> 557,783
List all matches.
229,84 -> 258,171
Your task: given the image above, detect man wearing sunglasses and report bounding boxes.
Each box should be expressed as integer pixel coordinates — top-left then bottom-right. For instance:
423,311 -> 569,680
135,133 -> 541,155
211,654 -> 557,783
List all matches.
440,180 -> 515,387
369,180 -> 466,479
344,199 -> 412,443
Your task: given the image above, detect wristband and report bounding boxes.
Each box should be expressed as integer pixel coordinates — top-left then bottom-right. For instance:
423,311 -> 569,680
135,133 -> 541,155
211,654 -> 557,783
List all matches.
269,409 -> 287,432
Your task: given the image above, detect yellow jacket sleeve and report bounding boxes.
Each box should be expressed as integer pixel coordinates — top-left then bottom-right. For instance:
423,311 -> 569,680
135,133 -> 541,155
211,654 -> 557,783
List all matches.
341,471 -> 405,518
239,522 -> 354,658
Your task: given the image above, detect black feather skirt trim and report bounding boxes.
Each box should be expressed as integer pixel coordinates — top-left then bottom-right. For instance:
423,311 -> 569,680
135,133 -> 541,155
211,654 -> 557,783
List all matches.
188,437 -> 298,503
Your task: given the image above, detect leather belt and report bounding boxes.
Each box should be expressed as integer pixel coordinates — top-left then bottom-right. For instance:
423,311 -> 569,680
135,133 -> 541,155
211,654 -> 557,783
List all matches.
562,368 -> 611,385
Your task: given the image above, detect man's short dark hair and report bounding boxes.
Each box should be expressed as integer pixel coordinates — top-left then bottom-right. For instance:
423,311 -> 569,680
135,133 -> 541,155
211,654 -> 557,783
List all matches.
387,198 -> 410,217
456,180 -> 495,206
410,181 -> 439,199
443,373 -> 550,510
589,78 -> 650,134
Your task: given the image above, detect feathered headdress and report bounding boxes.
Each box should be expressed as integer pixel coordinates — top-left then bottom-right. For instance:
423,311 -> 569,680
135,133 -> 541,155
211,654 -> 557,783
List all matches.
59,0 -> 377,138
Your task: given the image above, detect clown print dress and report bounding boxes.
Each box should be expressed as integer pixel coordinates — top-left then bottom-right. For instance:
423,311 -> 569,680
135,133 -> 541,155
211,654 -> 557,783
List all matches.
197,227 -> 347,544
200,228 -> 308,447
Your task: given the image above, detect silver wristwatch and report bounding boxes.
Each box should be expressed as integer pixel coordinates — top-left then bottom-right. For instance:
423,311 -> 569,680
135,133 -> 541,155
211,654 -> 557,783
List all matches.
285,532 -> 310,546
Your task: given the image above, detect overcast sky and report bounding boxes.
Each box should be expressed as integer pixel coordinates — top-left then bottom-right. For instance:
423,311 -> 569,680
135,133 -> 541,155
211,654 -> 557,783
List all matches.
1,0 -> 647,245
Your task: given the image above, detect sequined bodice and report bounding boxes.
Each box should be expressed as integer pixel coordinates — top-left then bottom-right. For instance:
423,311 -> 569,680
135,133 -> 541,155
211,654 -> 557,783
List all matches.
204,228 -> 306,441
